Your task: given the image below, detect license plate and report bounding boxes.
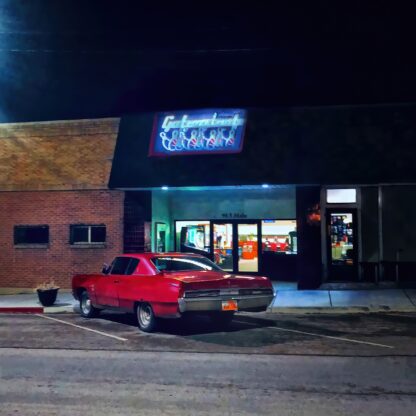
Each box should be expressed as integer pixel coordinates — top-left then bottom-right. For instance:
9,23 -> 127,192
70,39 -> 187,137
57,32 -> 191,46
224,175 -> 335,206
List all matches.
222,300 -> 238,311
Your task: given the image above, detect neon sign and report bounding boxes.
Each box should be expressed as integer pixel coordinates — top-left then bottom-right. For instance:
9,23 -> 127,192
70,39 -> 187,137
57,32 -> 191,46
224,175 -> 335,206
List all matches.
149,109 -> 246,156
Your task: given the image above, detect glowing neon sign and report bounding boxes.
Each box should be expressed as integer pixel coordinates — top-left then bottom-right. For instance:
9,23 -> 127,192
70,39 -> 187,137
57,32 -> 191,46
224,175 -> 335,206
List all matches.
149,109 -> 246,156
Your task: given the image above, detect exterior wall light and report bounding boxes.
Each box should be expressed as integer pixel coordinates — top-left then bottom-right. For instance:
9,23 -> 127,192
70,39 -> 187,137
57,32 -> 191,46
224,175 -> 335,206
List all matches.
261,184 -> 269,188
161,186 -> 169,191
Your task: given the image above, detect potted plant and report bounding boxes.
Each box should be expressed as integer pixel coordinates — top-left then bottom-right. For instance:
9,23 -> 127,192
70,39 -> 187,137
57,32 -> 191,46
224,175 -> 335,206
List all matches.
36,280 -> 60,307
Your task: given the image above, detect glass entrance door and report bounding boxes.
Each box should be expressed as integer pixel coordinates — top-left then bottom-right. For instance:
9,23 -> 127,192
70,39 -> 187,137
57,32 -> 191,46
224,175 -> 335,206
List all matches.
327,209 -> 358,280
212,221 -> 260,273
237,223 -> 259,272
213,223 -> 234,271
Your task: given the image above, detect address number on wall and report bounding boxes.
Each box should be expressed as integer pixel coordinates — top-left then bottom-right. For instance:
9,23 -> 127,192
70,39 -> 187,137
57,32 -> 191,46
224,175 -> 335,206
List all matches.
221,213 -> 247,219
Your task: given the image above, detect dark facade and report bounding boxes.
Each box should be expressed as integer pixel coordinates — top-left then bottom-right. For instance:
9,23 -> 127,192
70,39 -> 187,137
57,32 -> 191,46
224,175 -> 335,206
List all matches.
110,104 -> 416,288
110,103 -> 416,188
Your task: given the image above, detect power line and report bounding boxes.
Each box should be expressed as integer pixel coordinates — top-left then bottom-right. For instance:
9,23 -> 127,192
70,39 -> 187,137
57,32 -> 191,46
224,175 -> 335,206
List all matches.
0,47 -> 273,54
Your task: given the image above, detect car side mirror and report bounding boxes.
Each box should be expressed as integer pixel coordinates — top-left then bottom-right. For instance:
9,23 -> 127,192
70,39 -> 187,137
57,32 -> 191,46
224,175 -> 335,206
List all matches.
102,263 -> 110,275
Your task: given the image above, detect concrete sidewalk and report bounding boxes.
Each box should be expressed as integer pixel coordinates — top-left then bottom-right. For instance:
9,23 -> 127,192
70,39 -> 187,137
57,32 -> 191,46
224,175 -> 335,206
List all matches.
0,292 -> 78,313
269,282 -> 416,313
1,285 -> 416,314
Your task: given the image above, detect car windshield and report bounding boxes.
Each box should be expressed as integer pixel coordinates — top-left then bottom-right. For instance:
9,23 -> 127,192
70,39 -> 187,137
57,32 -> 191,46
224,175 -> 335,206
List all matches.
152,256 -> 223,272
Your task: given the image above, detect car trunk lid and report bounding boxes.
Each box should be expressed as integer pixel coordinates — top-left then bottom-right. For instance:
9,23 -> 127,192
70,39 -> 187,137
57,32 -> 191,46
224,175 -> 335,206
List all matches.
162,270 -> 272,291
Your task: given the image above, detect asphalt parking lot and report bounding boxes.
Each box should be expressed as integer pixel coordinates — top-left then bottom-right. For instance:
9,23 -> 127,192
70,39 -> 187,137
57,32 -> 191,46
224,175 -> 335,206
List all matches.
0,311 -> 415,356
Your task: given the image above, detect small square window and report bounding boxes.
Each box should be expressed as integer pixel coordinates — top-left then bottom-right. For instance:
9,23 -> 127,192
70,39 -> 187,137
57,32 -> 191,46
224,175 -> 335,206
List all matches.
73,227 -> 89,243
91,226 -> 106,243
70,225 -> 106,245
14,225 -> 49,245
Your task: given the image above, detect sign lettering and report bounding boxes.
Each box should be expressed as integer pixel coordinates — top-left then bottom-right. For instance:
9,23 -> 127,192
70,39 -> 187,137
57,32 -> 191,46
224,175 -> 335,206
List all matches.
149,109 -> 246,156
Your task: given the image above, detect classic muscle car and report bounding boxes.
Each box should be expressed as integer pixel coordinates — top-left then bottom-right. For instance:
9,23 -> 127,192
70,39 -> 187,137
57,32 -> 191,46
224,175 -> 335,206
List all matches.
72,253 -> 274,332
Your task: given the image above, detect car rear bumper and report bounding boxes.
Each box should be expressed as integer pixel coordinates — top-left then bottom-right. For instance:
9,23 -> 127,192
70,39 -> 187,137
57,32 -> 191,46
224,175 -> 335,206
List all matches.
178,294 -> 274,313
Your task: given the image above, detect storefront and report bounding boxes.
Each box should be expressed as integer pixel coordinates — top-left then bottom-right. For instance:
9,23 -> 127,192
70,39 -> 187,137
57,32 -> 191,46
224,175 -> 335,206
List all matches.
110,104 -> 416,288
151,186 -> 297,279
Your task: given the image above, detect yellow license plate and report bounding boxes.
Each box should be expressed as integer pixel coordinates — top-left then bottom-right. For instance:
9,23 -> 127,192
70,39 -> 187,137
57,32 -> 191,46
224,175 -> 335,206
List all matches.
222,300 -> 238,311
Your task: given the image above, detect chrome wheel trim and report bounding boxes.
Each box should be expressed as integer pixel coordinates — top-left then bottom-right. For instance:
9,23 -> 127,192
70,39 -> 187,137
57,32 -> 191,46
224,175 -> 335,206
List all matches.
138,304 -> 152,327
81,295 -> 92,315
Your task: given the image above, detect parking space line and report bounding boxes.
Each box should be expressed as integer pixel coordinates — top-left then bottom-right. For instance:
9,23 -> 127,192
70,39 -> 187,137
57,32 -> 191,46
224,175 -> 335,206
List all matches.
34,314 -> 128,342
391,313 -> 416,318
269,326 -> 394,349
233,319 -> 394,349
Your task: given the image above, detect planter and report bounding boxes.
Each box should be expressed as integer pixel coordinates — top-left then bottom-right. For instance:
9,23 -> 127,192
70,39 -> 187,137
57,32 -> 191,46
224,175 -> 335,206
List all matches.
37,288 -> 59,307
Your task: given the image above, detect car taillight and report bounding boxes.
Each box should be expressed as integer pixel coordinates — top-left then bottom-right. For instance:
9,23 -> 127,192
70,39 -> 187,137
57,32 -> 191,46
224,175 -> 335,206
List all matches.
177,283 -> 185,298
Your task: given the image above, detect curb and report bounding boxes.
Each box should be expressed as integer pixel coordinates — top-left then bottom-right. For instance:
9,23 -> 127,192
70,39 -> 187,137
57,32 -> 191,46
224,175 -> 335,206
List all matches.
44,306 -> 78,314
267,306 -> 416,314
0,306 -> 78,314
0,307 -> 44,314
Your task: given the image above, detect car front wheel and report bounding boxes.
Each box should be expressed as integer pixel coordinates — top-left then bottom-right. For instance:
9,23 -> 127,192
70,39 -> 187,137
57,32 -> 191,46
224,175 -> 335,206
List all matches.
137,303 -> 157,333
80,291 -> 99,318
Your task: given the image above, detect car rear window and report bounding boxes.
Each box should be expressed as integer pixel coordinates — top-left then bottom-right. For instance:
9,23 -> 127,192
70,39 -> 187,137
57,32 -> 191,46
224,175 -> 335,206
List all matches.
152,256 -> 222,272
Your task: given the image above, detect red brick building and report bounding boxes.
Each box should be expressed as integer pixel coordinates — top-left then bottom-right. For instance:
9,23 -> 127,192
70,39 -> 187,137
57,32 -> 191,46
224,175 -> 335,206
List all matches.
0,118 -> 124,291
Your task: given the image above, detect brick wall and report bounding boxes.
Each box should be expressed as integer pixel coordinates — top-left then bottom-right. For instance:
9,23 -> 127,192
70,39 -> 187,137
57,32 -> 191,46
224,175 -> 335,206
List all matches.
0,190 -> 124,289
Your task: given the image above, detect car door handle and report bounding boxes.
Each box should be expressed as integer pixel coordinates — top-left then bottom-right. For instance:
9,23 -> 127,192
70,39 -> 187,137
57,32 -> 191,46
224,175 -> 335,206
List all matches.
113,280 -> 120,283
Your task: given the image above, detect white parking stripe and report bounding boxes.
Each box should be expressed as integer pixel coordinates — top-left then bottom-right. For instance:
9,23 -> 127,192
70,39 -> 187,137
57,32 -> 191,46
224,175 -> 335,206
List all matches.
269,326 -> 394,349
233,319 -> 394,349
34,314 -> 128,342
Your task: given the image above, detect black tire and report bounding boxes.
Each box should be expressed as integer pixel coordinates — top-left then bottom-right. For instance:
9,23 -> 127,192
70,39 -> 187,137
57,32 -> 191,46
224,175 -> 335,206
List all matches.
79,291 -> 99,318
136,303 -> 158,333
209,311 -> 235,328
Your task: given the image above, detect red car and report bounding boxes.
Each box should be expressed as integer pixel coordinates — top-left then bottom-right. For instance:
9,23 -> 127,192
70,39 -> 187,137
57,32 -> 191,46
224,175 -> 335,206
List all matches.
72,253 -> 274,332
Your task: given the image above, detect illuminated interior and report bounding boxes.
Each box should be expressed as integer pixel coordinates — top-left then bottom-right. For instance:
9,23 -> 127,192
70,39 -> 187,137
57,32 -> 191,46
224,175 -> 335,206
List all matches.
172,219 -> 297,274
175,221 -> 210,253
330,213 -> 354,265
213,223 -> 234,271
237,223 -> 258,272
261,220 -> 297,254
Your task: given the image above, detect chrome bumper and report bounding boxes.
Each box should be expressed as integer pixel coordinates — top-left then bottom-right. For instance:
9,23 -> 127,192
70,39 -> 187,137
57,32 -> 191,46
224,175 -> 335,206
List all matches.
178,295 -> 274,313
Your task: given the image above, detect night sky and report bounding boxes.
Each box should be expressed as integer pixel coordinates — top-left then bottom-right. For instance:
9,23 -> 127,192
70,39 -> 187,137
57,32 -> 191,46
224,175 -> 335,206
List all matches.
0,0 -> 415,122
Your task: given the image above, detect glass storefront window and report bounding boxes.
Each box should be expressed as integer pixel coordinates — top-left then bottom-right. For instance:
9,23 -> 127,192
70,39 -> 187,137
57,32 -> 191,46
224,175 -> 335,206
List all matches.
261,220 -> 297,254
175,221 -> 210,254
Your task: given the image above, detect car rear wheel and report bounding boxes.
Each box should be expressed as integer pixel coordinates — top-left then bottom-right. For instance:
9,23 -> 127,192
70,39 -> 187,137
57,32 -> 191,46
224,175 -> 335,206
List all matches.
80,291 -> 99,318
209,311 -> 235,328
137,303 -> 157,333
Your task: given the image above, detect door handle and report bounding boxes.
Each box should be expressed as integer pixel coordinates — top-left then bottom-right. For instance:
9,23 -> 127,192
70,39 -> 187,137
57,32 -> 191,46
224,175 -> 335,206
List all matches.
113,280 -> 120,283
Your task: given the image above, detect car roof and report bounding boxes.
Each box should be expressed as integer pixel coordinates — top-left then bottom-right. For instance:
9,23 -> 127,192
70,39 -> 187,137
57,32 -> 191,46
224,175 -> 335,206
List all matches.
116,252 -> 203,260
